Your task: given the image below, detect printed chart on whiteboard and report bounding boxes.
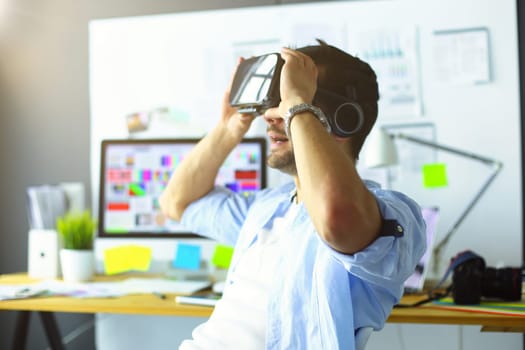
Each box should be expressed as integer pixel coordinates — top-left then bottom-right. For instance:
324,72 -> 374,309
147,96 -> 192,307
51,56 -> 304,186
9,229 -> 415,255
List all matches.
347,26 -> 422,120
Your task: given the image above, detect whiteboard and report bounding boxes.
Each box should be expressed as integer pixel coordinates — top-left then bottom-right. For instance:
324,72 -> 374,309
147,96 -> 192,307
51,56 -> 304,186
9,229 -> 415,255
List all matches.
89,0 -> 522,276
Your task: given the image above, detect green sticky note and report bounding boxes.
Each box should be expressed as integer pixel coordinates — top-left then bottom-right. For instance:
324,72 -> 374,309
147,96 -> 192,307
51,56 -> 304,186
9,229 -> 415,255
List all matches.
422,163 -> 448,188
211,245 -> 234,269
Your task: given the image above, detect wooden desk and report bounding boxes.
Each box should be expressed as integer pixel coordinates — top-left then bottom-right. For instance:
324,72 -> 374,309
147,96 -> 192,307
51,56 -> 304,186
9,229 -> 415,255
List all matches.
1,273 -> 524,349
390,296 -> 525,332
0,273 -> 212,349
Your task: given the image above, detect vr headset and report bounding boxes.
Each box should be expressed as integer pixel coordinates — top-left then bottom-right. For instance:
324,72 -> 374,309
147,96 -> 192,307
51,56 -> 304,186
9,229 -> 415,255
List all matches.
229,53 -> 365,137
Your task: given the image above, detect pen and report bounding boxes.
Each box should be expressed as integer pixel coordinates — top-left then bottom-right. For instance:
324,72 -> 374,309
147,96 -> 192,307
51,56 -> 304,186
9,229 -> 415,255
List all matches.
153,292 -> 166,300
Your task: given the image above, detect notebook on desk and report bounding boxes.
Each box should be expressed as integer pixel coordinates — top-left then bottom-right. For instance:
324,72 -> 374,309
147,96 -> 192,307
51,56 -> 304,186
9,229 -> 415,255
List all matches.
175,293 -> 222,307
404,206 -> 439,293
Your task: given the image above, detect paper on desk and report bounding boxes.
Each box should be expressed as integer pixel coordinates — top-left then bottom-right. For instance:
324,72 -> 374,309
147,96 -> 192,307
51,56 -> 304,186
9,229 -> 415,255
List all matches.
0,280 -> 124,300
53,278 -> 210,297
0,278 -> 210,300
47,280 -> 126,298
117,278 -> 211,295
432,297 -> 525,317
0,284 -> 50,300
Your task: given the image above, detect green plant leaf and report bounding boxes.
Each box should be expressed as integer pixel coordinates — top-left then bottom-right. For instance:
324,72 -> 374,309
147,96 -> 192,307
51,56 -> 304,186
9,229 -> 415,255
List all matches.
56,210 -> 96,250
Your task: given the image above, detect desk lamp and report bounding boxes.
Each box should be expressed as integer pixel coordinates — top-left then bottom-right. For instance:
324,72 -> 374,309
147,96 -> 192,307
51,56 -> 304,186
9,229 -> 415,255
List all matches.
364,127 -> 503,275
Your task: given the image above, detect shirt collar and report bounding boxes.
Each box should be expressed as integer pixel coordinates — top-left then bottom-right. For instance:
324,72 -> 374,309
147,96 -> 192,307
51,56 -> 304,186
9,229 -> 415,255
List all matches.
289,188 -> 298,204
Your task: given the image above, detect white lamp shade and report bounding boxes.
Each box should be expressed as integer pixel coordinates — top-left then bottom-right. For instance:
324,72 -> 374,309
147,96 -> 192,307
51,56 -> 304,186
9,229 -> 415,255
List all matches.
364,127 -> 399,168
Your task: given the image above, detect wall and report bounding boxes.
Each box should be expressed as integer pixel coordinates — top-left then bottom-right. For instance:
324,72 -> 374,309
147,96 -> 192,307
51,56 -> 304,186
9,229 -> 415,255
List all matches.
89,0 -> 523,276
0,1 -> 278,349
0,0 -> 522,349
0,1 -> 94,348
89,2 -> 523,349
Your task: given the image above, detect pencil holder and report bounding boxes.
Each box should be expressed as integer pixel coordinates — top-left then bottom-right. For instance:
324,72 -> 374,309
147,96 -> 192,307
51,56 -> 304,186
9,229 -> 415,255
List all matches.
28,229 -> 61,279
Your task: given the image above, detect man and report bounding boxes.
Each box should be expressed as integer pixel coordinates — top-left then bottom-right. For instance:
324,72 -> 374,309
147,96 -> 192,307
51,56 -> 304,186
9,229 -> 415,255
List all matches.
159,41 -> 426,349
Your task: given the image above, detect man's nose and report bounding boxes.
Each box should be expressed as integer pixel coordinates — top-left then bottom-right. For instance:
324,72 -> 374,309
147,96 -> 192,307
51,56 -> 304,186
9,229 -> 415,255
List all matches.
263,107 -> 283,125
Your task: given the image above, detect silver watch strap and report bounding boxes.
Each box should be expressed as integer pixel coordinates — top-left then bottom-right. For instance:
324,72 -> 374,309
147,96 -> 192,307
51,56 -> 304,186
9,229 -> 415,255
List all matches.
284,103 -> 331,138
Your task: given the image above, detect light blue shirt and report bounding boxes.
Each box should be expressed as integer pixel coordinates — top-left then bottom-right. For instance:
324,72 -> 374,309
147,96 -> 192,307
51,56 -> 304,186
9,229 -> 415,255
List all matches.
181,181 -> 426,350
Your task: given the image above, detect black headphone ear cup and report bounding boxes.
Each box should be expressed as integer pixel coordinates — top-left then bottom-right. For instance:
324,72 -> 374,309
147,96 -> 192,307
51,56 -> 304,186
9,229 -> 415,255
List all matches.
330,102 -> 364,137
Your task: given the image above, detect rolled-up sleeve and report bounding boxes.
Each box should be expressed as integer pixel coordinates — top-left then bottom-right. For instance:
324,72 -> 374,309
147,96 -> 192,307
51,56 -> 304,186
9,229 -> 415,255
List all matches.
328,186 -> 427,292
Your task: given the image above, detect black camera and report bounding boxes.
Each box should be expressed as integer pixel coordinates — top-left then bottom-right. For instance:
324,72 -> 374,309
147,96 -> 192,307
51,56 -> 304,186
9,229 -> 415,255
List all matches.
452,253 -> 522,305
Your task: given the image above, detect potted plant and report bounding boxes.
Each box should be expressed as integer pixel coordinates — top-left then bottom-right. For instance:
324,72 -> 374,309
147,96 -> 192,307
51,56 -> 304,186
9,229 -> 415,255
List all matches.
56,210 -> 97,282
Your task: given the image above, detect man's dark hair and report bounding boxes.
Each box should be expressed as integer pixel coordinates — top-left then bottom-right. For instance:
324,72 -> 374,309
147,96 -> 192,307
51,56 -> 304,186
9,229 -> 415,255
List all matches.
297,40 -> 379,159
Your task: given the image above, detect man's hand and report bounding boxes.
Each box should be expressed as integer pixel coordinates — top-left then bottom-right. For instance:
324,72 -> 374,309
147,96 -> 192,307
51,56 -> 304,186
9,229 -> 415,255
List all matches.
278,47 -> 318,114
220,57 -> 256,141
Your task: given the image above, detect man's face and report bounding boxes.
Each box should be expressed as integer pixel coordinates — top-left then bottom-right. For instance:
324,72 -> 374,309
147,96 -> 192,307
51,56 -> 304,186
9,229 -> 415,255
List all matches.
263,106 -> 297,175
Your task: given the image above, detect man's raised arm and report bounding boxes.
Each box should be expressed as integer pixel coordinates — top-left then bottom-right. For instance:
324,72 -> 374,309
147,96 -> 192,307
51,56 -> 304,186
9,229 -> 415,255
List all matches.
159,64 -> 255,221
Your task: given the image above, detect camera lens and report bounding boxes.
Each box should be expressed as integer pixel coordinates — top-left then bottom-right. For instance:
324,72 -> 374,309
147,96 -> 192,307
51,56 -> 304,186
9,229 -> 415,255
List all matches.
482,267 -> 522,301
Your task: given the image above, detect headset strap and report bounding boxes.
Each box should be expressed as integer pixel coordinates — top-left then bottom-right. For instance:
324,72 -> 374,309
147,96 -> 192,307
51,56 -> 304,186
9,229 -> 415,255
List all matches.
432,250 -> 484,290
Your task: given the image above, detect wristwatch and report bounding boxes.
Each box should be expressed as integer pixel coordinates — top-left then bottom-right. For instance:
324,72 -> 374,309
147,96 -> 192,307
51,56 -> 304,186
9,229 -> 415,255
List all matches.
284,103 -> 332,139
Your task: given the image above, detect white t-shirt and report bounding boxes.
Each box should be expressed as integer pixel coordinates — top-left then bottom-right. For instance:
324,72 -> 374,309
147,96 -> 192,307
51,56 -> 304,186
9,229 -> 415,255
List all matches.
180,204 -> 299,350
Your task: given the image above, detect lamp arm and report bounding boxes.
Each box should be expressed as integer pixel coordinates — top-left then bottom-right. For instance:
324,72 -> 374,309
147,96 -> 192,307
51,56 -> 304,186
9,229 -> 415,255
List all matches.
395,133 -> 500,166
392,133 -> 503,274
431,162 -> 502,273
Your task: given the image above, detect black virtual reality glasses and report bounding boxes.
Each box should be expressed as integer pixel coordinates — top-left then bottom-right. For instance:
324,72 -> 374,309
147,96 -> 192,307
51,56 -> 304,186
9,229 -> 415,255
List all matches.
229,53 -> 364,137
229,53 -> 284,115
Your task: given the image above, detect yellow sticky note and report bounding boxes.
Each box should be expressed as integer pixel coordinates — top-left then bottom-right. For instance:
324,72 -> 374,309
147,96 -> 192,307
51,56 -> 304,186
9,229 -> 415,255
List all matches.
103,245 -> 152,275
103,246 -> 129,275
422,163 -> 448,188
211,245 -> 234,269
129,246 -> 152,271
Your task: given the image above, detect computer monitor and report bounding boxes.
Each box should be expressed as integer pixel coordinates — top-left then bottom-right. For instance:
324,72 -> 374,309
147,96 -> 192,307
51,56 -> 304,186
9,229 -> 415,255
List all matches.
98,138 -> 267,238
404,206 -> 440,293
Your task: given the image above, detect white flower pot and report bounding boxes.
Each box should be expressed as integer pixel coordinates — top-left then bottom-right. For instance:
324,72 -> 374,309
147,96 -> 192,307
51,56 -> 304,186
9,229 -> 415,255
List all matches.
60,249 -> 95,282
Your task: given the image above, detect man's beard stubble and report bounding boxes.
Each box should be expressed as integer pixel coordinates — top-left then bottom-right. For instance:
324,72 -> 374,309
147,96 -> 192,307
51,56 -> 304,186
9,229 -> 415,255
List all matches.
266,126 -> 297,176
267,149 -> 296,175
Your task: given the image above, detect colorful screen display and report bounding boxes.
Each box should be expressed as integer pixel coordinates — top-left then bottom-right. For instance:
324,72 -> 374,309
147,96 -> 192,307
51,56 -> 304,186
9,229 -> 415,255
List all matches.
98,138 -> 267,238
